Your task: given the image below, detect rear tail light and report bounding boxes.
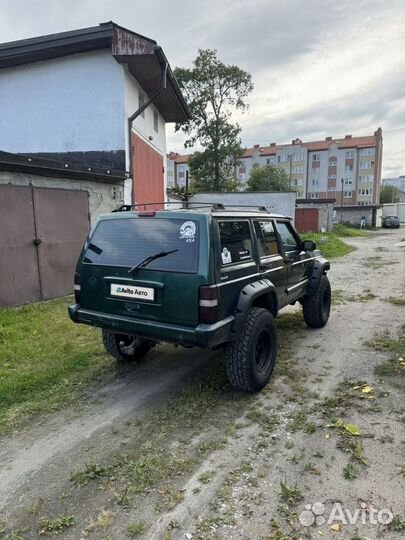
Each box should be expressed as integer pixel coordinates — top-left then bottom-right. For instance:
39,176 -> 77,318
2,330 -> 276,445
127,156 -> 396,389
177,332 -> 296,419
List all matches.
74,273 -> 81,303
199,285 -> 219,324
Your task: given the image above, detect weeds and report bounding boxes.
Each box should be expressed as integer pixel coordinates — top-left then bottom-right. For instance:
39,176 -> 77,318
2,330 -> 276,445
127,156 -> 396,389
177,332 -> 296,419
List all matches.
278,482 -> 302,505
127,521 -> 146,538
38,515 -> 74,535
343,463 -> 358,479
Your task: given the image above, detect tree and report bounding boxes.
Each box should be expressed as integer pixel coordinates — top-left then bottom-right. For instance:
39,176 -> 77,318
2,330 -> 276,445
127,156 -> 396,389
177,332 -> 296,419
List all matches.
247,165 -> 293,192
174,49 -> 253,192
380,184 -> 401,203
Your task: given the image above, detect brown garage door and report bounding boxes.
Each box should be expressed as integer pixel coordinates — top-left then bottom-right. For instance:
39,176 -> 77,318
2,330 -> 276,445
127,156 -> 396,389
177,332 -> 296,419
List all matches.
295,208 -> 319,232
0,185 -> 89,307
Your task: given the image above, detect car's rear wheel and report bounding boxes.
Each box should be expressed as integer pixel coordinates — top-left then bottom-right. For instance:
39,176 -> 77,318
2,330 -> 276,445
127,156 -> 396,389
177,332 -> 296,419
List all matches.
302,275 -> 331,328
225,307 -> 277,392
102,330 -> 156,363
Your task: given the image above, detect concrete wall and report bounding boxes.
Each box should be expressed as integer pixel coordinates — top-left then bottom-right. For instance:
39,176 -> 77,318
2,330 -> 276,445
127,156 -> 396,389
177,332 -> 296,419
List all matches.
0,51 -> 125,154
333,206 -> 376,228
0,171 -> 124,226
189,191 -> 296,221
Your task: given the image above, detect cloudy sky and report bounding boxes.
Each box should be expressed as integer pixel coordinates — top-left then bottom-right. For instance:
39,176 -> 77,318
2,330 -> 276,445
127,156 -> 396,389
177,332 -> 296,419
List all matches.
1,0 -> 404,176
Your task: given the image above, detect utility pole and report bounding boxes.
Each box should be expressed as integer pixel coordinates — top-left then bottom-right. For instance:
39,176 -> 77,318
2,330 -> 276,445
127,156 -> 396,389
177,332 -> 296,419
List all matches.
340,178 -> 344,224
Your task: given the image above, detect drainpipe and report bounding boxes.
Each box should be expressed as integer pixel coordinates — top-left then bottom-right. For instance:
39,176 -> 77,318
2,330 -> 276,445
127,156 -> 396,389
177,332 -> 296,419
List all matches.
127,48 -> 168,183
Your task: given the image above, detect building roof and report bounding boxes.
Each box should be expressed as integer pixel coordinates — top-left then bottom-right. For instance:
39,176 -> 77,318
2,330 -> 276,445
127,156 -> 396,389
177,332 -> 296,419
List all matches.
242,131 -> 381,158
0,22 -> 191,123
0,150 -> 125,183
167,152 -> 191,164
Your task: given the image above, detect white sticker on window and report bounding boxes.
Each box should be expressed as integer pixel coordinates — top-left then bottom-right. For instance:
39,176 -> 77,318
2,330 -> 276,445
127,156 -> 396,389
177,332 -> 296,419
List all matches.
221,247 -> 232,264
179,221 -> 196,242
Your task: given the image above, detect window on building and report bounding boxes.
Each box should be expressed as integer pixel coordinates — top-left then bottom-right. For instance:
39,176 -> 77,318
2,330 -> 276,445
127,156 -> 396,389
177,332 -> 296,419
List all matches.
344,191 -> 353,198
310,193 -> 319,199
266,158 -> 275,165
294,153 -> 304,161
311,179 -> 319,186
344,178 -> 353,185
312,154 -> 320,161
345,151 -> 354,159
153,110 -> 159,132
138,92 -> 146,118
359,148 -> 375,156
329,160 -> 337,167
328,174 -> 336,179
345,164 -> 353,172
328,186 -> 336,191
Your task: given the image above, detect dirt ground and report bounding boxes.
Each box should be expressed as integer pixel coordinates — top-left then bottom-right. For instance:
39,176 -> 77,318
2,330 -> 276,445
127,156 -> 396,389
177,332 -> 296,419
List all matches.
1,228 -> 404,540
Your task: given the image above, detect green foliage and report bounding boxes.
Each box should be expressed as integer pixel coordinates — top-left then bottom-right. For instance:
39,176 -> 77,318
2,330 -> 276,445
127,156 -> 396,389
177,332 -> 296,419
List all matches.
380,184 -> 401,203
38,515 -> 74,534
246,165 -> 292,192
0,297 -> 111,433
174,49 -> 253,192
301,232 -> 356,258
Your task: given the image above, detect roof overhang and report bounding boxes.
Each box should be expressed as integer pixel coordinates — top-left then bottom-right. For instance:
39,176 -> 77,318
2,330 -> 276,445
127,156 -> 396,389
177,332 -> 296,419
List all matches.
0,150 -> 125,184
0,22 -> 191,123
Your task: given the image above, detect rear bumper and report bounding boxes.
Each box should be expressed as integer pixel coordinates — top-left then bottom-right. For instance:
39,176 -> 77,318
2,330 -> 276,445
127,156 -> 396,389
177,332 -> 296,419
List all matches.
68,304 -> 234,348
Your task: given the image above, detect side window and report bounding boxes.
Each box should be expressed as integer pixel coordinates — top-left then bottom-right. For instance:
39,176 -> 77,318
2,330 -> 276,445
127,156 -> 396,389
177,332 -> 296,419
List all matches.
275,221 -> 300,253
218,220 -> 252,265
254,221 -> 280,258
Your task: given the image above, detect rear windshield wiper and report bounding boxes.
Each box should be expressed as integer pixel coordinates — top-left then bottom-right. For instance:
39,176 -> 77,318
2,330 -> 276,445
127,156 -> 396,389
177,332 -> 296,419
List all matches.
128,249 -> 178,274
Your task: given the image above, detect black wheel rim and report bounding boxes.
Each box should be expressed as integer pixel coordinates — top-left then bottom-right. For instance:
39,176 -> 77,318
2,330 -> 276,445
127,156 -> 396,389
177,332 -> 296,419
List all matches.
254,329 -> 272,373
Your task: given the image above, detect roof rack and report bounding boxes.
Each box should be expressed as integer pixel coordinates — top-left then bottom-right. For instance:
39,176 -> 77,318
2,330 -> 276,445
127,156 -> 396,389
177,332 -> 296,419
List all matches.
112,202 -> 269,213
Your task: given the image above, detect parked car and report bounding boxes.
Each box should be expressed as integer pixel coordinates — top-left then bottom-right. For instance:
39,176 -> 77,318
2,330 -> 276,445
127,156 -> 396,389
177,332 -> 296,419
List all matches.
69,204 -> 331,392
382,215 -> 400,228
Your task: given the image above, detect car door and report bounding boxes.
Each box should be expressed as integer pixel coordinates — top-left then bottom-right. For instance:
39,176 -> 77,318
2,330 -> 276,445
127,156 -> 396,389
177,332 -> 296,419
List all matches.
274,219 -> 311,301
214,218 -> 258,321
252,219 -> 288,309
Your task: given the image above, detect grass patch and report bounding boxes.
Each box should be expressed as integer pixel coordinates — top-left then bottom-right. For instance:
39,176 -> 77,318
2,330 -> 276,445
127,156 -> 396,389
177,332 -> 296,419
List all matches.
38,515 -> 74,535
278,482 -> 303,505
386,296 -> 405,306
127,522 -> 146,538
343,463 -> 358,479
365,329 -> 405,377
332,224 -> 370,237
0,297 -> 112,433
301,231 -> 356,259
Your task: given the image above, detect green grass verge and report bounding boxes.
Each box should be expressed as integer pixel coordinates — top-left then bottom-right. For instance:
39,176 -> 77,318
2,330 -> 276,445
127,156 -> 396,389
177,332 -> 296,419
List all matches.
0,297 -> 111,434
301,231 -> 356,258
332,224 -> 371,237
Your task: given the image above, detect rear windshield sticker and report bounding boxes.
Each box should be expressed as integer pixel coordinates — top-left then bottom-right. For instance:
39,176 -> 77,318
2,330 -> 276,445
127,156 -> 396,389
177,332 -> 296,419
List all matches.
221,247 -> 232,264
238,249 -> 250,260
179,221 -> 196,242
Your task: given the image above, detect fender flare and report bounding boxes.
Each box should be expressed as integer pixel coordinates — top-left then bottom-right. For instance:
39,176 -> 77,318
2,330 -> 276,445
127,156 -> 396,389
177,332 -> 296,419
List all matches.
232,279 -> 277,335
306,257 -> 330,296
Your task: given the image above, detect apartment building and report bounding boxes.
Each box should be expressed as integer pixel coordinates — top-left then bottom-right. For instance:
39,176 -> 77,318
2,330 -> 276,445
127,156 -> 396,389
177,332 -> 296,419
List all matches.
166,129 -> 383,205
167,151 -> 191,188
238,128 -> 383,205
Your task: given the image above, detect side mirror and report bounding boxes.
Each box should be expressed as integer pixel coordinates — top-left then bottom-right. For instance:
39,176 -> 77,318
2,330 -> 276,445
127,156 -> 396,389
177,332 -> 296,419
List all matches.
302,239 -> 317,251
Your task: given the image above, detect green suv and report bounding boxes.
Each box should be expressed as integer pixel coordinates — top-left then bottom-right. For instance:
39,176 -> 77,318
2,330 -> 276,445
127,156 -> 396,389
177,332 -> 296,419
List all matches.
69,204 -> 331,392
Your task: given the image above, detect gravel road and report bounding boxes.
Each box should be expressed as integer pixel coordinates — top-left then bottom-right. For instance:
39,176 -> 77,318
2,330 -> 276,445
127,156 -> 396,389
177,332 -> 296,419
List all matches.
0,228 -> 404,540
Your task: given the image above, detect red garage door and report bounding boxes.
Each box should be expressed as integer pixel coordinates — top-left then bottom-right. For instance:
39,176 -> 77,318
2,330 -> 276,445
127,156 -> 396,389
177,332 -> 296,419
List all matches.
132,133 -> 164,210
295,208 -> 319,232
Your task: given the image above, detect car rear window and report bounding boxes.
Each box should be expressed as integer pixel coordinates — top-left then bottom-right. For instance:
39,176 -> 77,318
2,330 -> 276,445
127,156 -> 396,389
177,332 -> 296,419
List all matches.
83,217 -> 199,273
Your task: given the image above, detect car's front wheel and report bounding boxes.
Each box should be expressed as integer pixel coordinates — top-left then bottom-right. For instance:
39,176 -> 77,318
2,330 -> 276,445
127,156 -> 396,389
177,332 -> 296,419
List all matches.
102,330 -> 156,363
225,307 -> 277,392
302,275 -> 331,328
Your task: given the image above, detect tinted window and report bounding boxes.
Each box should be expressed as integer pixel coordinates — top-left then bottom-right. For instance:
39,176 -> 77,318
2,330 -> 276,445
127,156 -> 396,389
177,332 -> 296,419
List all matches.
254,221 -> 280,257
83,218 -> 198,273
275,221 -> 300,253
218,220 -> 252,265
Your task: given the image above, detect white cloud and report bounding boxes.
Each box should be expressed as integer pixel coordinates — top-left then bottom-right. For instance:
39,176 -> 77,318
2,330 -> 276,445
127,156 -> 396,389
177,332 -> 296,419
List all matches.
1,0 -> 404,176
